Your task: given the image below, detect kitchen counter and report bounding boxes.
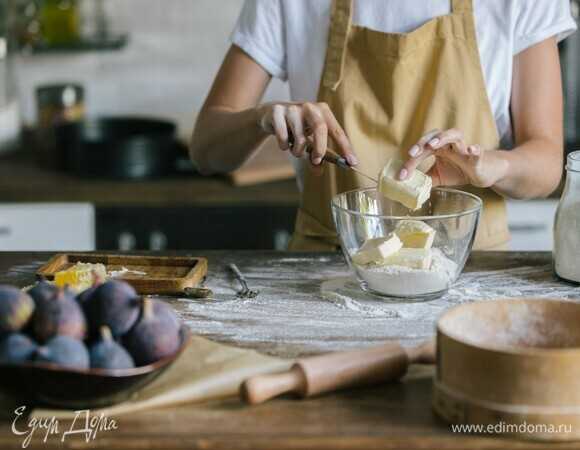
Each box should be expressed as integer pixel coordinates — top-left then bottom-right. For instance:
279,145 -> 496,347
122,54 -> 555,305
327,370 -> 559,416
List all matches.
0,150 -> 563,208
0,152 -> 299,207
0,250 -> 579,449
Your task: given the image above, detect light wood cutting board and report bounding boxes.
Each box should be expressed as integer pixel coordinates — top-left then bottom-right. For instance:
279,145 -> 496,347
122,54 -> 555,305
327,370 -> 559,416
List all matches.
228,136 -> 295,186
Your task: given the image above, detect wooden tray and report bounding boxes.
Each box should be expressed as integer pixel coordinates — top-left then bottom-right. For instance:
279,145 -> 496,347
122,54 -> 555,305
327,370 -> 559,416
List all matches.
37,253 -> 208,295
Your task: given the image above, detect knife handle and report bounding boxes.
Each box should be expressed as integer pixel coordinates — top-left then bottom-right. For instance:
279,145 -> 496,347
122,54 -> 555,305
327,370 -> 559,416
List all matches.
288,133 -> 350,169
305,146 -> 350,168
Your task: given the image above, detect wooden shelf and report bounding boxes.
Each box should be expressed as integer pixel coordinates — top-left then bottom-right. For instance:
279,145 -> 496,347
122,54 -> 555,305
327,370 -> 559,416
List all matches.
27,34 -> 128,54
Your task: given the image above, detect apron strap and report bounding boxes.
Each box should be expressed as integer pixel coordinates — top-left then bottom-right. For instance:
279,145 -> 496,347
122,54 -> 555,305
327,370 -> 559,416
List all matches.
451,0 -> 473,13
321,0 -> 353,91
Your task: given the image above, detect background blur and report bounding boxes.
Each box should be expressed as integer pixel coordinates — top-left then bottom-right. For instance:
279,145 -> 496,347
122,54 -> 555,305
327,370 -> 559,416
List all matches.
15,0 -> 289,134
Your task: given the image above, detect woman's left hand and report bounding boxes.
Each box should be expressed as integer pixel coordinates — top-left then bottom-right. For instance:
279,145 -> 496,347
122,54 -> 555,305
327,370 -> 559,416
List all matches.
399,129 -> 508,188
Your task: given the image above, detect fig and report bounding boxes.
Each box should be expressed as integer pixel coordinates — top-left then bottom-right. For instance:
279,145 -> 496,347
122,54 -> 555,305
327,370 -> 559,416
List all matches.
28,279 -> 58,305
76,272 -> 105,306
124,298 -> 182,366
0,333 -> 37,364
35,335 -> 89,370
31,288 -> 87,342
0,285 -> 35,334
89,326 -> 135,370
82,280 -> 140,337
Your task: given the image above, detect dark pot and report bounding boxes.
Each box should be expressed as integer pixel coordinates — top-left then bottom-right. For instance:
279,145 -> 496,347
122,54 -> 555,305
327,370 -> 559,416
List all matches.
55,117 -> 186,180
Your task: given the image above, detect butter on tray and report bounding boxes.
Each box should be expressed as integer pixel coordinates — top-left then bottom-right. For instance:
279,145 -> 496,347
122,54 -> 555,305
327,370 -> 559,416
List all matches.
54,262 -> 107,292
378,159 -> 432,210
384,248 -> 433,270
352,233 -> 402,266
395,220 -> 436,249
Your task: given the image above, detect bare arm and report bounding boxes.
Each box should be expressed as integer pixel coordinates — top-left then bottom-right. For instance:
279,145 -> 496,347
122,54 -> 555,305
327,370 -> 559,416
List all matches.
400,38 -> 564,199
190,45 -> 272,175
494,36 -> 564,198
191,45 -> 356,175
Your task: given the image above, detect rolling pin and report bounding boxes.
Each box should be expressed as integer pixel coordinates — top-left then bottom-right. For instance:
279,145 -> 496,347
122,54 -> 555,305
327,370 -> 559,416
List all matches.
240,340 -> 435,405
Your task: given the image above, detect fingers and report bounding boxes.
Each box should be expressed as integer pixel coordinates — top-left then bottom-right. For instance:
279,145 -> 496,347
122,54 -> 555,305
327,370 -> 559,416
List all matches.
271,104 -> 289,151
467,144 -> 481,156
400,147 -> 436,180
408,129 -> 440,159
318,103 -> 358,166
427,128 -> 467,155
401,128 -> 469,180
303,103 -> 328,165
286,105 -> 306,158
265,102 -> 354,169
426,163 -> 446,188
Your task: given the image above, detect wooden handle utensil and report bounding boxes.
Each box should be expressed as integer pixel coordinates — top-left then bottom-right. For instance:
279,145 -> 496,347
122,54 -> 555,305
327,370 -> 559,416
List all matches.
240,340 -> 435,405
292,135 -> 378,183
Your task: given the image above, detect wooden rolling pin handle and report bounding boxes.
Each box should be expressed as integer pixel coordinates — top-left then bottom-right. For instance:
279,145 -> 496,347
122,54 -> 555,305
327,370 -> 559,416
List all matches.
241,343 -> 409,405
240,366 -> 306,405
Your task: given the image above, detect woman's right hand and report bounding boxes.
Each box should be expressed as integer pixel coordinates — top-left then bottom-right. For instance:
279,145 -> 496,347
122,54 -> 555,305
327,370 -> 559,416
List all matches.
257,102 -> 358,172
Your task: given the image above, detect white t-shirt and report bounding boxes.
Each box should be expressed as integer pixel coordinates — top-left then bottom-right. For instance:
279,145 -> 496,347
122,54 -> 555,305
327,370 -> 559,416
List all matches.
232,0 -> 576,150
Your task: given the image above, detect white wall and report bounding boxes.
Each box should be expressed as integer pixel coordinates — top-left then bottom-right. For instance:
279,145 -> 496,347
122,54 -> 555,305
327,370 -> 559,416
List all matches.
15,0 -> 289,137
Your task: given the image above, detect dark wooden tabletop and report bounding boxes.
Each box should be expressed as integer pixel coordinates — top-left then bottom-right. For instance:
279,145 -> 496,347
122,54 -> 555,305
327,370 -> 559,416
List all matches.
0,251 -> 578,450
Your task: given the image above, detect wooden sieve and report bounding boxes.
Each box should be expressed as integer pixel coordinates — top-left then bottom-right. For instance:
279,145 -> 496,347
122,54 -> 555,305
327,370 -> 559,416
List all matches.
433,298 -> 580,441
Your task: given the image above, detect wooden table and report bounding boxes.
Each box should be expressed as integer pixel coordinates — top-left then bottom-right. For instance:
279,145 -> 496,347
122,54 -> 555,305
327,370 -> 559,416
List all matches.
0,251 -> 579,449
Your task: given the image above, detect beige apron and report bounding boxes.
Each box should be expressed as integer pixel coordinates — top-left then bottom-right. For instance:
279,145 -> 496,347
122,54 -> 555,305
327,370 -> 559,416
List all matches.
289,0 -> 510,251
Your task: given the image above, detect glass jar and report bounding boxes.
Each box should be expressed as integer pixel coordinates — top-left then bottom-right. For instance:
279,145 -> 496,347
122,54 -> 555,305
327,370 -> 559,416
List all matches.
39,0 -> 80,46
36,83 -> 85,128
34,83 -> 84,169
554,151 -> 580,283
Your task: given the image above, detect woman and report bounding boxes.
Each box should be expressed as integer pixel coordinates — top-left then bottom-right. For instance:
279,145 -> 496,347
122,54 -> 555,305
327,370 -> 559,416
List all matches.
191,0 -> 576,251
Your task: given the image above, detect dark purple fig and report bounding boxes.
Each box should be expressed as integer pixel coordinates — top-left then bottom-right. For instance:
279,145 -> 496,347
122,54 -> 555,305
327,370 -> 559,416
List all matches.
76,273 -> 105,306
0,333 -> 37,364
123,298 -> 181,366
89,326 -> 134,370
35,335 -> 89,370
82,280 -> 140,337
28,279 -> 58,305
31,288 -> 87,342
0,285 -> 35,334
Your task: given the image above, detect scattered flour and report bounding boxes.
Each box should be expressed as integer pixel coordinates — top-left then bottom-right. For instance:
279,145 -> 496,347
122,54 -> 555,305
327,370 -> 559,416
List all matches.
5,256 -> 580,359
108,267 -> 147,278
320,277 -> 401,318
355,249 -> 458,297
440,301 -> 580,350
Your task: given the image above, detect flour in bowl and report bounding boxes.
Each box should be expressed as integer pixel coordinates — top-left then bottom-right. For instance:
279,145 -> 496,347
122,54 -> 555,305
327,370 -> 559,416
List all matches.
354,248 -> 458,297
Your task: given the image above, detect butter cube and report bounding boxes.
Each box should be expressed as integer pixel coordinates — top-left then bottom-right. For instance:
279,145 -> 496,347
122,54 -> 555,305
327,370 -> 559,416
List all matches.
378,159 -> 432,210
54,262 -> 108,293
385,248 -> 432,270
352,233 -> 403,266
395,220 -> 436,249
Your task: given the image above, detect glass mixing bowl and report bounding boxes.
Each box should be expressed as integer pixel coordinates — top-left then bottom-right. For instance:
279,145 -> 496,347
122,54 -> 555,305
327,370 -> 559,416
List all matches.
331,187 -> 482,299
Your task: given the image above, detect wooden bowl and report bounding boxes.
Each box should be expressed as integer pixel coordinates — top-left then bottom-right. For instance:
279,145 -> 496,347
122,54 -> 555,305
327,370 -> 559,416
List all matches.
433,299 -> 580,441
0,326 -> 190,409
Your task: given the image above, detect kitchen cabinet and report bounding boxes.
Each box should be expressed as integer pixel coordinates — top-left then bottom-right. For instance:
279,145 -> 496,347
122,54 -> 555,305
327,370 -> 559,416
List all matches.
96,206 -> 296,251
0,203 -> 95,250
506,199 -> 558,251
